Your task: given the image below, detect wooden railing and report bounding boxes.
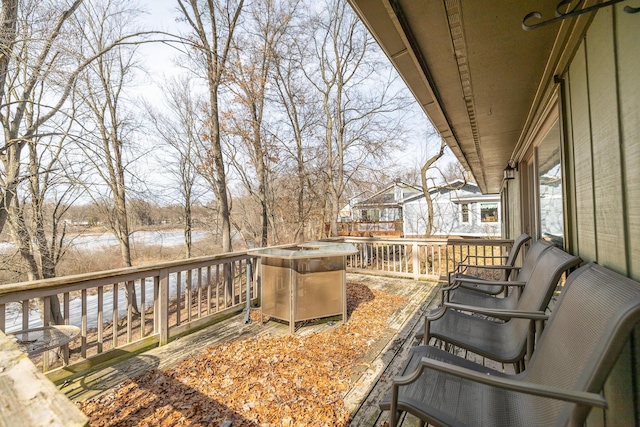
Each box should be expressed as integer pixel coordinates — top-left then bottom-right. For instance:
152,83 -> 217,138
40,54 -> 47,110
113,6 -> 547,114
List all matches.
0,236 -> 514,385
0,250 -> 259,380
335,221 -> 404,237
340,236 -> 514,281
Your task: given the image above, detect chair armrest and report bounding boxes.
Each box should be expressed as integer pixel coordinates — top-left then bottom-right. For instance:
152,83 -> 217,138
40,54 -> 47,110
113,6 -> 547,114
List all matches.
452,276 -> 527,287
396,358 -> 607,409
455,263 -> 517,270
440,282 -> 461,293
442,302 -> 549,320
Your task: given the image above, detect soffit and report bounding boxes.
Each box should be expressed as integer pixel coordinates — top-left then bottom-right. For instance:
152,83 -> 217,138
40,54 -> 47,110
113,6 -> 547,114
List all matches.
349,0 -> 563,193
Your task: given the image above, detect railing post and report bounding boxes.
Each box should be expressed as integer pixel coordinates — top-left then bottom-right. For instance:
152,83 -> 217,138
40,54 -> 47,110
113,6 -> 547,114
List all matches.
158,268 -> 169,345
412,242 -> 420,280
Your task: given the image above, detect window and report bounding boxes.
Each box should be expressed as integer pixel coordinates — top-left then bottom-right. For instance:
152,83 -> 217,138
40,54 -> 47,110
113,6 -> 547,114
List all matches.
461,203 -> 469,223
481,203 -> 498,223
536,121 -> 564,247
521,111 -> 565,249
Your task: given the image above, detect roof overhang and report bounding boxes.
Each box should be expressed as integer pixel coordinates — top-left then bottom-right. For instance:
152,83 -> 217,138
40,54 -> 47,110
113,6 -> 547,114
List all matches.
348,0 -> 592,193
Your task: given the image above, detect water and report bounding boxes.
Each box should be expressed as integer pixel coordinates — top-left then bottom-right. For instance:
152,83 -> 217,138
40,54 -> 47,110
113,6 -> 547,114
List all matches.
65,229 -> 209,250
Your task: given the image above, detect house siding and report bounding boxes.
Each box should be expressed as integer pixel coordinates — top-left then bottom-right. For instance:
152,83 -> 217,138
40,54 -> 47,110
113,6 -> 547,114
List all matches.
565,2 -> 639,290
403,185 -> 501,237
559,6 -> 638,425
504,5 -> 639,425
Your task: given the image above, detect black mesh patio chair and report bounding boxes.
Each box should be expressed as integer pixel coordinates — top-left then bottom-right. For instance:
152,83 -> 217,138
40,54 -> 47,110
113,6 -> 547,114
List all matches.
423,246 -> 582,371
443,239 -> 555,310
380,262 -> 640,427
448,233 -> 531,296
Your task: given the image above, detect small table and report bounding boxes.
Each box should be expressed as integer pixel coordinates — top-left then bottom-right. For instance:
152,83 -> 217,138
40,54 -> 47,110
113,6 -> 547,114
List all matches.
251,242 -> 357,333
8,325 -> 80,357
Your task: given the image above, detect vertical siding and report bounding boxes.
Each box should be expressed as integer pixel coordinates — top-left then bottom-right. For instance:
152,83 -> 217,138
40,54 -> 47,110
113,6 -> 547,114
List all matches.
565,5 -> 640,426
568,43 -> 597,262
586,7 -> 627,274
616,3 -> 640,280
616,4 -> 640,425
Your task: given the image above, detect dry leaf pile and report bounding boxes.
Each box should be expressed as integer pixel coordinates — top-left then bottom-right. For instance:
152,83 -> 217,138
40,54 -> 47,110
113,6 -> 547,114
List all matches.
79,282 -> 406,426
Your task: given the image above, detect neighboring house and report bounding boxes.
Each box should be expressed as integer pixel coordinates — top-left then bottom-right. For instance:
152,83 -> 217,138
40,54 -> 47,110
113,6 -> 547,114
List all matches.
337,181 -> 420,237
351,181 -> 422,222
338,191 -> 372,222
340,180 -> 500,238
403,180 -> 501,238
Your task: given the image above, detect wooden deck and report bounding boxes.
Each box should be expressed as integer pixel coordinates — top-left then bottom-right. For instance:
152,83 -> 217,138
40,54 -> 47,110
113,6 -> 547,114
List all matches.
57,273 -> 473,426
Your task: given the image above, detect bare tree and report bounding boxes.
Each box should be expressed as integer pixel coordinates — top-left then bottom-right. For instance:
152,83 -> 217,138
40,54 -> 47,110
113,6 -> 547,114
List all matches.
0,0 -> 84,236
303,0 -> 405,237
0,0 -> 148,323
271,14 -> 323,242
223,0 -> 298,247
72,0 -> 146,313
175,0 -> 244,253
6,126 -> 80,324
0,0 -> 150,236
147,76 -> 204,257
418,137 -> 468,237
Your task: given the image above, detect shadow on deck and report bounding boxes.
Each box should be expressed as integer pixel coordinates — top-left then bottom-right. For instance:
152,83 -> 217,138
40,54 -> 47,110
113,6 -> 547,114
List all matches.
61,273 -> 446,426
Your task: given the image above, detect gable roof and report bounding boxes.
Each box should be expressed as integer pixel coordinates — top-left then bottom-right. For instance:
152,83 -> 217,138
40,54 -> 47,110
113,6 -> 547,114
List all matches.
403,180 -> 498,204
353,181 -> 422,208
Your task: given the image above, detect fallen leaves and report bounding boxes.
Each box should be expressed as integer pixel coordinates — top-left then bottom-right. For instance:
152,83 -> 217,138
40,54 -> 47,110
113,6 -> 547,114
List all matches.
78,282 -> 406,426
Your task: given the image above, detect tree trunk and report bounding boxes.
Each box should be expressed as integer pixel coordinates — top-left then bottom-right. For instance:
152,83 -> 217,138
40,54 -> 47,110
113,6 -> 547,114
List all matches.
420,138 -> 447,237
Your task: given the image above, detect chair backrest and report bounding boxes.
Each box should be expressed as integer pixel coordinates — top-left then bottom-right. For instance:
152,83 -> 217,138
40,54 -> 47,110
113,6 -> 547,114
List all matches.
523,263 -> 640,425
513,239 -> 556,283
501,233 -> 532,280
504,246 -> 582,360
515,246 -> 582,313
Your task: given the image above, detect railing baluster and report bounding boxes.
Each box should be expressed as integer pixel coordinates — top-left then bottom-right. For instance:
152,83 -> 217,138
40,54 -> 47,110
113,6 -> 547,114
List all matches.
153,276 -> 160,334
197,267 -> 203,318
140,278 -> 146,338
127,281 -> 133,343
113,283 -> 118,349
224,264 -> 229,309
186,269 -> 192,323
233,262 -> 238,306
63,292 -> 70,364
63,293 -> 70,324
43,296 -> 50,371
81,289 -> 87,358
21,300 -> 28,330
216,264 -> 220,312
158,269 -> 169,345
176,271 -> 182,325
206,266 -> 212,316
